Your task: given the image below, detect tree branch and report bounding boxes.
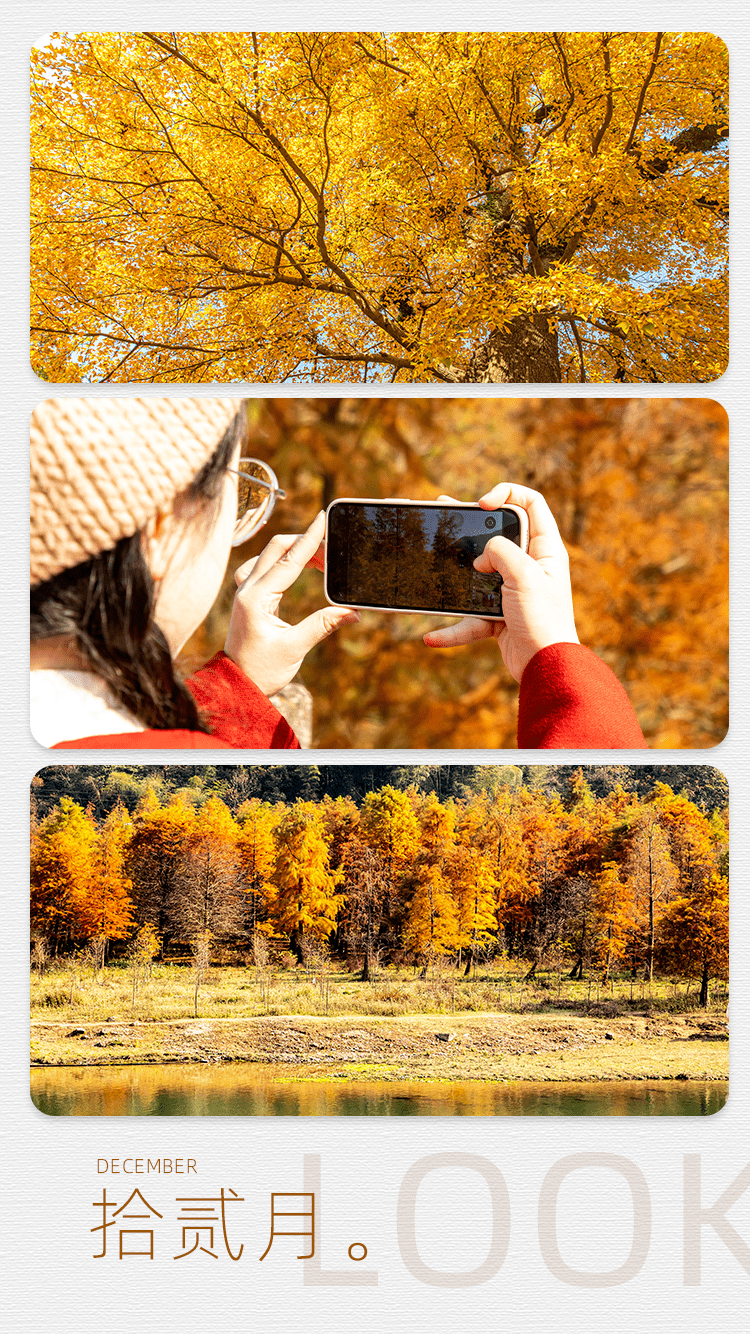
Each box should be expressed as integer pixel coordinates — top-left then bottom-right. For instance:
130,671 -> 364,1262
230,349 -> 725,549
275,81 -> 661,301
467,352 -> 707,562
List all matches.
625,32 -> 663,152
590,36 -> 614,156
312,343 -> 413,370
564,317 -> 588,382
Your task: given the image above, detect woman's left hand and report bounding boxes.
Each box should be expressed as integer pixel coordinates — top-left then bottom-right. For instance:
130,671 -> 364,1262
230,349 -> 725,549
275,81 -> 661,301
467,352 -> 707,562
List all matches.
223,511 -> 359,697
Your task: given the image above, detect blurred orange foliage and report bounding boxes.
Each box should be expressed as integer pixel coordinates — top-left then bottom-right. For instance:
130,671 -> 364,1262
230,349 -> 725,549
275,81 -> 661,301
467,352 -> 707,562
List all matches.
181,398 -> 727,750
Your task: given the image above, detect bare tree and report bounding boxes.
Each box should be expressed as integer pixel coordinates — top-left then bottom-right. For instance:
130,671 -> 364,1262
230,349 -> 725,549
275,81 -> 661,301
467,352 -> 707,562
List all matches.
191,931 -> 212,1019
252,930 -> 271,1013
86,934 -> 108,985
128,923 -> 161,1006
31,935 -> 49,978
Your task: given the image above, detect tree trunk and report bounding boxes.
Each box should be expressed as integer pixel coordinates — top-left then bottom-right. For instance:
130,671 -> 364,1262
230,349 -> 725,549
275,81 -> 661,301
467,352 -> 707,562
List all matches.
647,837 -> 655,984
699,962 -> 709,1008
604,921 -> 612,982
462,314 -> 561,383
362,904 -> 375,982
647,892 -> 655,984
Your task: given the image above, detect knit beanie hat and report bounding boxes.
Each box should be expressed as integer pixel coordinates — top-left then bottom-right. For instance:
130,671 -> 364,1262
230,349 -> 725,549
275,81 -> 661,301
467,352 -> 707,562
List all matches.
31,397 -> 243,586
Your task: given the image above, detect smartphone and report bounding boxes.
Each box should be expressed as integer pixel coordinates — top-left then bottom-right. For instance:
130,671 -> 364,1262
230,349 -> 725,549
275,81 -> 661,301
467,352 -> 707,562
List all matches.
324,499 -> 529,618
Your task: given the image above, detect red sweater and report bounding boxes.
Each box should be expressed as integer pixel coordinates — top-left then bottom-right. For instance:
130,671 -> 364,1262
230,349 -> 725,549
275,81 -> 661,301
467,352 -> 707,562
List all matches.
52,652 -> 300,750
51,643 -> 644,751
517,643 -> 646,749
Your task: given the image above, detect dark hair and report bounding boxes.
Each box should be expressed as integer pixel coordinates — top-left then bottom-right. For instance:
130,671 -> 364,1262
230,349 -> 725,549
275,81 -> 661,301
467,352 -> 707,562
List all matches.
30,412 -> 244,733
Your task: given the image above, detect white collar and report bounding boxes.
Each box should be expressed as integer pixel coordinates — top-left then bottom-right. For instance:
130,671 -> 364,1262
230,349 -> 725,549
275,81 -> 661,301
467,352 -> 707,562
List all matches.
30,669 -> 146,747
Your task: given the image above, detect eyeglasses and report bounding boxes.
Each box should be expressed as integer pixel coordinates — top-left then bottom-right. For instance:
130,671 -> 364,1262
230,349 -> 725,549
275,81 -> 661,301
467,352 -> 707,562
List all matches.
226,457 -> 287,547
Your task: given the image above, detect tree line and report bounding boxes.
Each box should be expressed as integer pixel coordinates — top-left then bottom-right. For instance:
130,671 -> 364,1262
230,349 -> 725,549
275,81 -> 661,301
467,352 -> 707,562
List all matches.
30,771 -> 728,1004
31,763 -> 729,823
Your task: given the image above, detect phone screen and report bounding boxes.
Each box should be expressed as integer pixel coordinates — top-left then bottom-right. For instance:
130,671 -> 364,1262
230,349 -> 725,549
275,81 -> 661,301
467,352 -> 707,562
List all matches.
326,502 -> 523,616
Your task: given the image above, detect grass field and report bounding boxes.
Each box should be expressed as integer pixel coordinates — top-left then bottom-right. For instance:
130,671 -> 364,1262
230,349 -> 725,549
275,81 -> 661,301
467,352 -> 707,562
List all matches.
30,960 -> 728,1084
30,958 -> 728,1026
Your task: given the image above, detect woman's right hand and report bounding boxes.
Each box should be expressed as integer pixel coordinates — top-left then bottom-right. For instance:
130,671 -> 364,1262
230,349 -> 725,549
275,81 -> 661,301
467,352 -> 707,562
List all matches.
223,511 -> 360,697
423,483 -> 579,682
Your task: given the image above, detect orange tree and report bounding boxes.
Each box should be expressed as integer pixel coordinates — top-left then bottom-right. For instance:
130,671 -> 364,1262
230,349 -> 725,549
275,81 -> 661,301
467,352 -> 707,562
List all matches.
621,805 -> 677,980
319,794 -> 361,869
176,796 -> 243,940
651,783 -> 718,893
402,862 -> 459,974
126,790 -> 196,950
31,31 -> 726,384
270,801 -> 343,959
236,799 -> 281,934
338,836 -> 389,979
656,872 -> 728,1006
590,860 -> 634,980
444,843 -> 498,973
457,789 -> 530,957
401,792 -> 459,972
86,803 -> 135,943
648,782 -> 727,1003
359,785 -> 420,890
515,791 -> 572,975
31,797 -> 133,950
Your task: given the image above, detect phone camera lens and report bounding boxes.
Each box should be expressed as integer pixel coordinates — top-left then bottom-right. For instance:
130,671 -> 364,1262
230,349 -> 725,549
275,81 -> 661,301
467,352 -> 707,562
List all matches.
484,516 -> 497,529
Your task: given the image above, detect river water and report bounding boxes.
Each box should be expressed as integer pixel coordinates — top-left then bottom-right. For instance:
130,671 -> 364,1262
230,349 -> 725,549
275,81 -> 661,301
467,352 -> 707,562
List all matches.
30,1065 -> 727,1116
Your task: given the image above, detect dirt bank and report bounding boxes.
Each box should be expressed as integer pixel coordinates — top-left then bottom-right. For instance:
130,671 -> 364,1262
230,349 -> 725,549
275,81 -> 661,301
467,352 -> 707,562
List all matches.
31,1010 -> 728,1082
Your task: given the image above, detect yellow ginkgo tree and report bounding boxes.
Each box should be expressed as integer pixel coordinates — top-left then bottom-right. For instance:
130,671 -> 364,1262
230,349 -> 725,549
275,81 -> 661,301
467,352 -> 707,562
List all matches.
270,802 -> 343,960
31,31 -> 727,383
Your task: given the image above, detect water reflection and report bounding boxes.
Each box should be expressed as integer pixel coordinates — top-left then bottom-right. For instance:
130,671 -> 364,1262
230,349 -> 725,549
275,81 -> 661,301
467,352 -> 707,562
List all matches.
30,1065 -> 727,1117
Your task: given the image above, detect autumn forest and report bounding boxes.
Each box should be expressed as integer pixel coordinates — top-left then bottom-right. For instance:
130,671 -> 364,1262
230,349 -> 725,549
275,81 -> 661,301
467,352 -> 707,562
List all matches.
31,765 -> 728,1011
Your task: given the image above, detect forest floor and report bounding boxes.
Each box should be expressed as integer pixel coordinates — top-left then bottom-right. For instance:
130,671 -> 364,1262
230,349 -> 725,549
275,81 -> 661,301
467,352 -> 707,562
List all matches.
31,1010 -> 728,1082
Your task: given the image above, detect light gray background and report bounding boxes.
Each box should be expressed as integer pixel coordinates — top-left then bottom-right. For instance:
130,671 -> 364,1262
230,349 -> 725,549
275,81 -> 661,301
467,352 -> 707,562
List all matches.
4,5 -> 748,1331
